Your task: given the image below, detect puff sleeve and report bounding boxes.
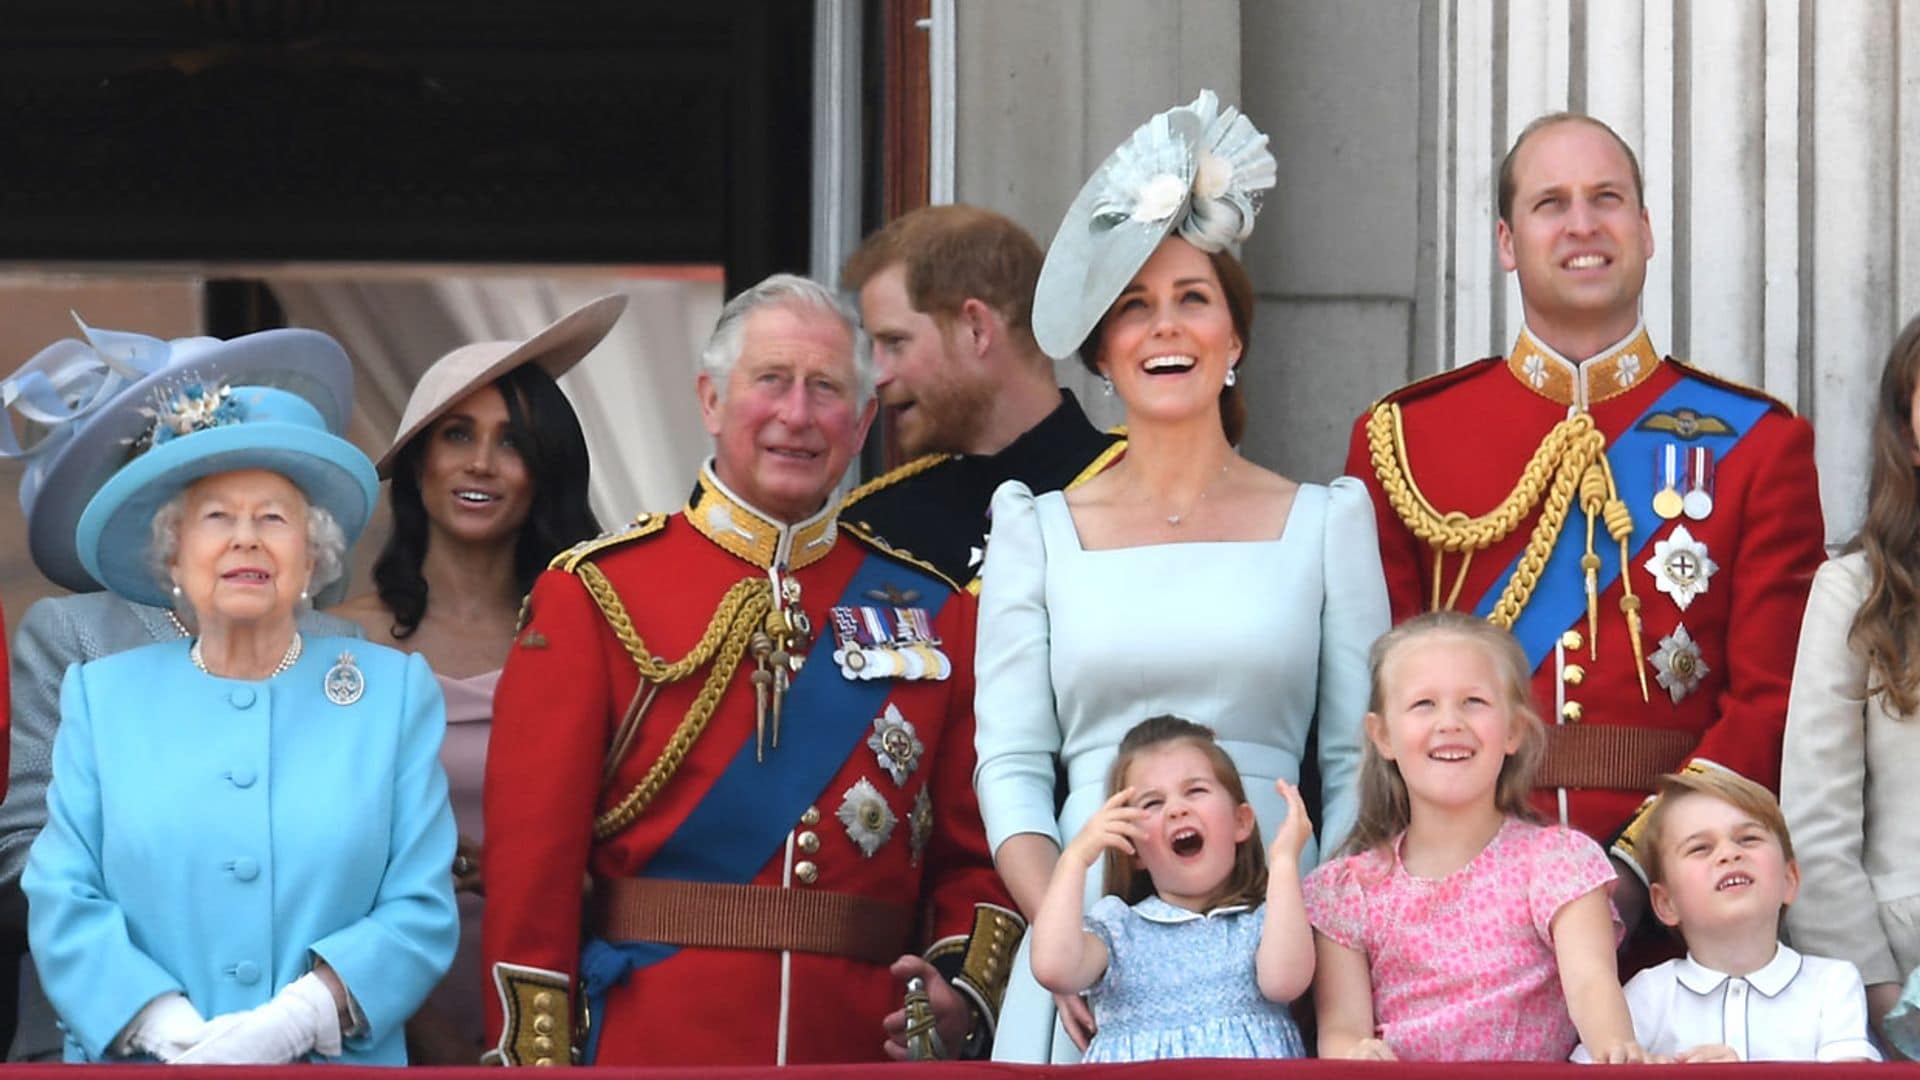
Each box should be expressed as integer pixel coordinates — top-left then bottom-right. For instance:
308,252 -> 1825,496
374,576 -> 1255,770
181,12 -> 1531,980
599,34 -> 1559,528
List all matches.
1315,478 -> 1390,858
973,480 -> 1064,854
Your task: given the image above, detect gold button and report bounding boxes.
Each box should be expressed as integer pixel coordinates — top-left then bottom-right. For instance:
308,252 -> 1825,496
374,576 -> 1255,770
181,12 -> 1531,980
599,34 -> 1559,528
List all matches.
1562,664 -> 1585,685
534,1056 -> 554,1067
532,1036 -> 554,1054
797,830 -> 820,853
532,991 -> 554,1009
532,1016 -> 554,1035
1561,629 -> 1583,651
799,806 -> 821,826
795,860 -> 819,884
1562,701 -> 1584,722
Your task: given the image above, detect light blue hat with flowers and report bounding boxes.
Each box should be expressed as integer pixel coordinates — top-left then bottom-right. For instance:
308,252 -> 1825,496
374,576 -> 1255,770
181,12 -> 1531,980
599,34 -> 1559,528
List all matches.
68,338 -> 375,609
0,321 -> 356,593
1032,90 -> 1278,361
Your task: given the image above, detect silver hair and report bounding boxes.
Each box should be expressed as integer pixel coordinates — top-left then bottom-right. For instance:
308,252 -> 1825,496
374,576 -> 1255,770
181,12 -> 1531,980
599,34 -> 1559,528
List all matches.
697,273 -> 873,405
151,486 -> 350,605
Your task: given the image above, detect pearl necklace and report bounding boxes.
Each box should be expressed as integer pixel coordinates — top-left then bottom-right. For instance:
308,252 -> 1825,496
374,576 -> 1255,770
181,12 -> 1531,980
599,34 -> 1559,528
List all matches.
191,633 -> 304,680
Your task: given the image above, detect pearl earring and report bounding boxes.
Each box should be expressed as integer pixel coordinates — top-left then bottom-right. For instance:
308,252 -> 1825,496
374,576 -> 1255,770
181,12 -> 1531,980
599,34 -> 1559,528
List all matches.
1100,374 -> 1115,396
171,583 -> 183,602
1224,367 -> 1238,388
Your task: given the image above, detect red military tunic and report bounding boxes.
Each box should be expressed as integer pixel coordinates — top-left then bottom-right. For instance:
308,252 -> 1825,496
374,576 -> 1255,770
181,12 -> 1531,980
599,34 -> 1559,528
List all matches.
1345,327 -> 1824,865
482,467 -> 1014,1066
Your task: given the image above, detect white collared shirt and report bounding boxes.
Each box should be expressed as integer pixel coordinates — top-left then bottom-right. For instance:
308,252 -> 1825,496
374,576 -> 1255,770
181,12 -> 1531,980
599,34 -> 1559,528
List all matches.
1572,944 -> 1880,1062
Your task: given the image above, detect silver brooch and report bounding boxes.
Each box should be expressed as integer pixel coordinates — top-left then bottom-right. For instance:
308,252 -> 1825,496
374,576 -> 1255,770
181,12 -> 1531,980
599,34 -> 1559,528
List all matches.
1644,524 -> 1719,612
1649,624 -> 1710,704
836,777 -> 896,858
909,787 -> 932,866
866,704 -> 925,786
324,651 -> 365,706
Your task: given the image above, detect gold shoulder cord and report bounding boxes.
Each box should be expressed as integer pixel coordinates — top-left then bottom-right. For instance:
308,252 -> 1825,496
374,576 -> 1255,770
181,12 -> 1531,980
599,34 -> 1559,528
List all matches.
573,561 -> 776,839
1365,402 -> 1649,701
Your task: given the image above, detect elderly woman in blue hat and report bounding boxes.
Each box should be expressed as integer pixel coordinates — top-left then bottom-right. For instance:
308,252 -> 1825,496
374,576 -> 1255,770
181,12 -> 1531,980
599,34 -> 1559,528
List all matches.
20,339 -> 457,1065
973,92 -> 1390,1061
0,324 -> 367,1062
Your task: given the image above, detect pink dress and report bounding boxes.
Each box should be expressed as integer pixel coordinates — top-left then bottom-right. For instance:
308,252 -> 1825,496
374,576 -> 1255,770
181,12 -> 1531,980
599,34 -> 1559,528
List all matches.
1302,816 -> 1619,1061
426,668 -> 499,1049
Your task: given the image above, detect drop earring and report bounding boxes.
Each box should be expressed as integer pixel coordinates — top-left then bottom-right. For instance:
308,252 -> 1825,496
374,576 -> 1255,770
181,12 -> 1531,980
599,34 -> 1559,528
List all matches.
1224,366 -> 1238,388
1100,374 -> 1115,396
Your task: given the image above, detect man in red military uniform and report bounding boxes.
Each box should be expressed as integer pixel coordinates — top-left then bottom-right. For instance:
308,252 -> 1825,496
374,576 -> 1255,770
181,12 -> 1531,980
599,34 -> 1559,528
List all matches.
482,275 -> 1018,1066
1345,113 -> 1825,930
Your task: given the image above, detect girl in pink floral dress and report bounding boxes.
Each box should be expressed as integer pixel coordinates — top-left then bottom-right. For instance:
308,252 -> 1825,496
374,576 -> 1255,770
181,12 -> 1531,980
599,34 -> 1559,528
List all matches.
1304,612 -> 1645,1062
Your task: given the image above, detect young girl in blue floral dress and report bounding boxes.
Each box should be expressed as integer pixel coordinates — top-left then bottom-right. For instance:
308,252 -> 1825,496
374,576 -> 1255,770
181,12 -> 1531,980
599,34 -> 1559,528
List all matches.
1026,715 -> 1313,1062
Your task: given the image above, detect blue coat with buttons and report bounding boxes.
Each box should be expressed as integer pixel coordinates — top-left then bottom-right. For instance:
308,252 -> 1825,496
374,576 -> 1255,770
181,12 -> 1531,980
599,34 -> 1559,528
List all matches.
22,636 -> 458,1064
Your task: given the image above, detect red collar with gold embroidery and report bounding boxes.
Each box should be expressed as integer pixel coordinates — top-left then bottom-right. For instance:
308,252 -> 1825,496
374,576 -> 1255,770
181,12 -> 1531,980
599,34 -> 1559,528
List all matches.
1506,325 -> 1661,410
684,464 -> 838,572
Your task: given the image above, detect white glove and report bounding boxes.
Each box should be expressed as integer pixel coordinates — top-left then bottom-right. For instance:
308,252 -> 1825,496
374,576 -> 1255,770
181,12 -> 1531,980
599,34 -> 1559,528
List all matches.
174,973 -> 344,1064
121,993 -> 207,1062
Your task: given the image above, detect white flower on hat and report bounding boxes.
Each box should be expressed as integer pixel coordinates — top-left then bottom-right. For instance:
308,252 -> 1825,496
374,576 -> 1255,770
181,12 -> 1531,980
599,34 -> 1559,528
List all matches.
1131,173 -> 1190,224
1193,151 -> 1232,201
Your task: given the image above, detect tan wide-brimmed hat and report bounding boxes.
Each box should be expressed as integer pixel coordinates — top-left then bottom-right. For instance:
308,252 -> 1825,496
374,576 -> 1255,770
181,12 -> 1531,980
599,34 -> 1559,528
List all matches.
377,293 -> 627,477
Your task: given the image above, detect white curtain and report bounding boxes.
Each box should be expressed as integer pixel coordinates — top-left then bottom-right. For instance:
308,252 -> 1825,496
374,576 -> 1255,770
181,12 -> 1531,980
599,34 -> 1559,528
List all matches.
269,274 -> 723,524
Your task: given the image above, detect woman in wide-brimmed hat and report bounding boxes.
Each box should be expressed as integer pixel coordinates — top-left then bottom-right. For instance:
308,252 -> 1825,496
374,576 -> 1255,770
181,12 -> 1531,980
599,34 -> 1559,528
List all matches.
330,295 -> 617,1063
0,322 -> 367,1061
972,91 -> 1390,1062
21,336 -> 457,1066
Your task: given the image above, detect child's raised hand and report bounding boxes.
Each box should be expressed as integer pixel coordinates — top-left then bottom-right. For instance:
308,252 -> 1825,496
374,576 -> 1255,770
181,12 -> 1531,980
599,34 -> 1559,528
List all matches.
1267,779 -> 1314,866
1062,787 -> 1148,869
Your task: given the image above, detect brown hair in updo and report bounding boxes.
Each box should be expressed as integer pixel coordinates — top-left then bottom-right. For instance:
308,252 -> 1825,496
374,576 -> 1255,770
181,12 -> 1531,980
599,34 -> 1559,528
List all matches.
1079,245 -> 1253,447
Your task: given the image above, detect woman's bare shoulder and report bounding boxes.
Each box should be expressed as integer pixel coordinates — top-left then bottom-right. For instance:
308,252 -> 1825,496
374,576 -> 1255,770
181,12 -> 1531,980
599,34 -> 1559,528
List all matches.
326,594 -> 398,645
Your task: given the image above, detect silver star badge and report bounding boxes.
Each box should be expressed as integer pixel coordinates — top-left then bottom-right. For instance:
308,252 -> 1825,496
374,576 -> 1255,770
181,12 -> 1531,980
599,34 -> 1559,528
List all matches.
1649,623 -> 1710,704
866,704 -> 925,786
1644,524 -> 1719,611
837,777 -> 897,858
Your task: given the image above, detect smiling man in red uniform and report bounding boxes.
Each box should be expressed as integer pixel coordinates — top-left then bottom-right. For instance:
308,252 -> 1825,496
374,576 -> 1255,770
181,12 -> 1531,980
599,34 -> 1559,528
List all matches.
1345,114 -> 1825,933
482,274 -> 1018,1066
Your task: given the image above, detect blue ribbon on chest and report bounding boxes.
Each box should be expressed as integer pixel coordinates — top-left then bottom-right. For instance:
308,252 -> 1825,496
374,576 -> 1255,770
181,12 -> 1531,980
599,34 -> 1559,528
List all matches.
578,550 -> 950,1054
1471,375 -> 1772,669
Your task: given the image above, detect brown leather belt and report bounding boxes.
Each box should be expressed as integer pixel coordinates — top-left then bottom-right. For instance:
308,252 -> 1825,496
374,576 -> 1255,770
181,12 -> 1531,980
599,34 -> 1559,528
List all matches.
1536,725 -> 1694,791
589,878 -> 913,967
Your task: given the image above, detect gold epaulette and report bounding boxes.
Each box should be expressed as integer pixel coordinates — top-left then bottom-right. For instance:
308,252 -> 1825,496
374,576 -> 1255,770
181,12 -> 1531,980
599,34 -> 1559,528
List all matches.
1069,434 -> 1128,489
548,513 -> 669,573
1669,359 -> 1798,417
841,520 -> 964,594
841,453 -> 957,508
1365,356 -> 1499,412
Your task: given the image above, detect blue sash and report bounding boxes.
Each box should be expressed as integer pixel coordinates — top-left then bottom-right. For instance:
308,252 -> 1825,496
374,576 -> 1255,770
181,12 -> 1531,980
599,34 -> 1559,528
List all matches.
1471,375 -> 1772,669
580,551 -> 950,1059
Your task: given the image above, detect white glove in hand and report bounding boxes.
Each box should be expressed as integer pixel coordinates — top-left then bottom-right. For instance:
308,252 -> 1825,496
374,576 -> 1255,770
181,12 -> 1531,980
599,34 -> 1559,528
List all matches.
174,973 -> 344,1064
123,993 -> 208,1062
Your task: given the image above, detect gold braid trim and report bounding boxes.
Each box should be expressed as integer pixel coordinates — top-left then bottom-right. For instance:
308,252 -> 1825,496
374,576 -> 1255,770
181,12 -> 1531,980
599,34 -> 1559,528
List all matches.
574,562 -> 774,839
1366,402 -> 1609,630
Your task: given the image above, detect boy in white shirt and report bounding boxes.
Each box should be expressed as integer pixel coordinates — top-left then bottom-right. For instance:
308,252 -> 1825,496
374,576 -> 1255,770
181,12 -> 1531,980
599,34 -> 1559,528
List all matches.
1575,768 -> 1879,1063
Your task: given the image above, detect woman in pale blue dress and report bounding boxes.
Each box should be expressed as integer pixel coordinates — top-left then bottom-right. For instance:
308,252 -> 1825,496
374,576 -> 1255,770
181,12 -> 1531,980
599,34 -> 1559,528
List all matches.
975,91 -> 1389,1062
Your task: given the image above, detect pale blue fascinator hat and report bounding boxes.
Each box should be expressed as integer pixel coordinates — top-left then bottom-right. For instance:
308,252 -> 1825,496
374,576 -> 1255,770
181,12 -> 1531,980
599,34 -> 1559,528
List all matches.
1031,89 -> 1279,361
0,321 -> 356,594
